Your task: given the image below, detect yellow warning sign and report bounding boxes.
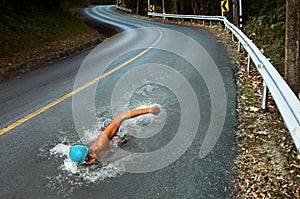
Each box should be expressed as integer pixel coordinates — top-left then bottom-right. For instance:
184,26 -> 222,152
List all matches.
221,0 -> 229,12
150,5 -> 155,12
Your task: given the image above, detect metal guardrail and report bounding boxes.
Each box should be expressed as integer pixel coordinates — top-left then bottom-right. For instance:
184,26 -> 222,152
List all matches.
116,5 -> 132,13
148,12 -> 224,21
147,12 -> 300,152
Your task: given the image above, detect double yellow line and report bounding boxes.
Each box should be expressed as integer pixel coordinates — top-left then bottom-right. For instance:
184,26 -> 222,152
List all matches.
0,29 -> 163,136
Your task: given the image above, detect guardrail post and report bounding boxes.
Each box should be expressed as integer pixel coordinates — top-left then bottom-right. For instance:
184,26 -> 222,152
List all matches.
232,33 -> 235,41
210,21 -> 212,27
292,127 -> 300,152
238,41 -> 241,52
261,80 -> 269,110
247,54 -> 251,75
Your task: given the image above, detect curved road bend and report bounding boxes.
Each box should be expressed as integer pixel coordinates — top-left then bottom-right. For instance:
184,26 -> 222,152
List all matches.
0,5 -> 237,198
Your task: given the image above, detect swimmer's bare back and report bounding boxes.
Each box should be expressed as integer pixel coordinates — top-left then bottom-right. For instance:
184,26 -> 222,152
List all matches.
85,106 -> 161,165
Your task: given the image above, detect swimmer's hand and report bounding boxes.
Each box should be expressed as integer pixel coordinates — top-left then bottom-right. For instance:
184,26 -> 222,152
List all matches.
150,105 -> 161,115
84,152 -> 98,166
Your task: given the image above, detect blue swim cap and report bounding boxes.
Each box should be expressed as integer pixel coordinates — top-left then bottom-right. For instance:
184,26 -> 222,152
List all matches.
69,145 -> 89,164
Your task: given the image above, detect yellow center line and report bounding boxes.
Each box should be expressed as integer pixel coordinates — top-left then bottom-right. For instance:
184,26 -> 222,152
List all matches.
0,29 -> 163,136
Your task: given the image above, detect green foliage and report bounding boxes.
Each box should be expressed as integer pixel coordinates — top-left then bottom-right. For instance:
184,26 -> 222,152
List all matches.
243,1 -> 286,75
0,1 -> 89,57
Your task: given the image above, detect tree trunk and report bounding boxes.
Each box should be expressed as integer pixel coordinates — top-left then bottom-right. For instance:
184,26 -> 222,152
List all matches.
191,0 -> 200,15
180,0 -> 184,14
285,0 -> 300,95
199,0 -> 205,15
174,0 -> 178,14
191,0 -> 196,14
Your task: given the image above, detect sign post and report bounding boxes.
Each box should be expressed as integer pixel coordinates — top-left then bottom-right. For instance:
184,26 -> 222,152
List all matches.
239,0 -> 243,30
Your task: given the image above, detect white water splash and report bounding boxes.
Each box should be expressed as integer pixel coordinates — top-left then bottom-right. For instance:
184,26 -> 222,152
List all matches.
62,158 -> 79,174
50,143 -> 70,157
49,142 -> 126,183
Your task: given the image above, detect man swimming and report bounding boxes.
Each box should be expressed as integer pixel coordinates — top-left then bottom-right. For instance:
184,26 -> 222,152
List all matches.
69,105 -> 161,165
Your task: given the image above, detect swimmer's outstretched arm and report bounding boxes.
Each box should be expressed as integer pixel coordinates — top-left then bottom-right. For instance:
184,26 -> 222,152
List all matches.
104,105 -> 161,140
85,106 -> 161,165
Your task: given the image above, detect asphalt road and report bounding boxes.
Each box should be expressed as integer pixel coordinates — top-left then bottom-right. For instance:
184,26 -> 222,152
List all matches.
0,5 -> 237,199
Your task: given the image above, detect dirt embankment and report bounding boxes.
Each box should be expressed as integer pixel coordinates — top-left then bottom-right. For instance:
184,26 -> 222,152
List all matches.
0,9 -> 118,82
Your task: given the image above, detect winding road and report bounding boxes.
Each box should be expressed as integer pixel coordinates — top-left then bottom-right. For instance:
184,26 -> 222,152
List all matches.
0,5 -> 237,198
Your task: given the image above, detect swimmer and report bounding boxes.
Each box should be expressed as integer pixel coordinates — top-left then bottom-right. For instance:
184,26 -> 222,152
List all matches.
69,105 -> 161,165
